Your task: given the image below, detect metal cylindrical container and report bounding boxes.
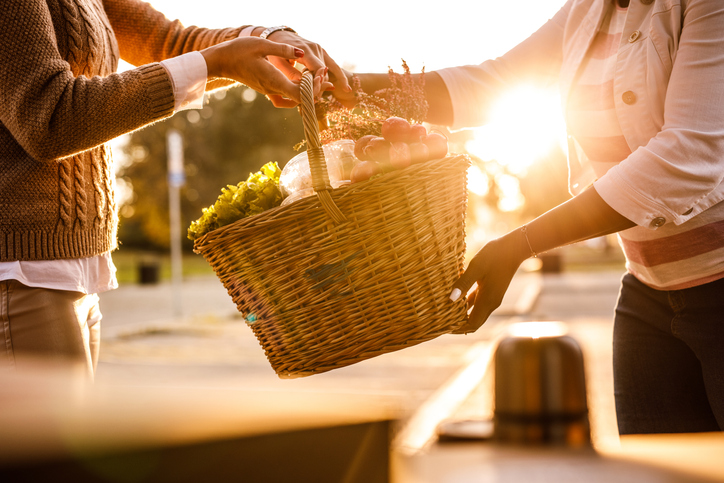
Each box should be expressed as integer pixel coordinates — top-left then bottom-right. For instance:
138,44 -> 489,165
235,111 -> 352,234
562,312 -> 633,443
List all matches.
493,333 -> 590,447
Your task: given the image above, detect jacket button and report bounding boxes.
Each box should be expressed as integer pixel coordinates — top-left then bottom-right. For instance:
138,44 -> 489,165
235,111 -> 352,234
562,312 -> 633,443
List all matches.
683,208 -> 693,215
622,91 -> 637,105
641,0 -> 654,4
651,217 -> 666,228
628,31 -> 641,43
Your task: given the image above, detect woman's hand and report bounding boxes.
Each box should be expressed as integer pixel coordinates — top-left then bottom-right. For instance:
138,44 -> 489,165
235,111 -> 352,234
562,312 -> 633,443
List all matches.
330,68 -> 358,108
448,187 -> 636,334
264,30 -> 352,98
449,230 -> 530,334
200,37 -> 327,107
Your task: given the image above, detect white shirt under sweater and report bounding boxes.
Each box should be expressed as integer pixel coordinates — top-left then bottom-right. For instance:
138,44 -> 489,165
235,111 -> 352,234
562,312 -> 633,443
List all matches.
0,51 -> 208,296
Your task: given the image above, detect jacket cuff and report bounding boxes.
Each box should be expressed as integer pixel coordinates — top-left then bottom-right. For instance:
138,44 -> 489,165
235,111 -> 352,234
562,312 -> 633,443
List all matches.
593,166 -> 678,230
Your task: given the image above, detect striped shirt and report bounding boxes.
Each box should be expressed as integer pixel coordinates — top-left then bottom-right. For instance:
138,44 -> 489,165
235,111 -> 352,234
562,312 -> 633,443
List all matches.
567,3 -> 724,290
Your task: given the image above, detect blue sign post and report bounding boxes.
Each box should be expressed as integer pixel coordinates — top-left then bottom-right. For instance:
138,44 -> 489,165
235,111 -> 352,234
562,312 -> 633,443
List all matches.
167,129 -> 184,318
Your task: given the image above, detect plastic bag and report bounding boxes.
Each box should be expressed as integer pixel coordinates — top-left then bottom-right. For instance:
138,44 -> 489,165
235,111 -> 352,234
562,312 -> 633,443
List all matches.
279,140 -> 358,206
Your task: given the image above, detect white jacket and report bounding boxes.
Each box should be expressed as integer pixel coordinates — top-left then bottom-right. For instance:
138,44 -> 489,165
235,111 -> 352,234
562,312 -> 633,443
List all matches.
437,0 -> 724,230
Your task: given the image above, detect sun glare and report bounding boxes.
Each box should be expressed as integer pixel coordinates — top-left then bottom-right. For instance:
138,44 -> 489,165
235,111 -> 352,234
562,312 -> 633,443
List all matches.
465,86 -> 566,175
495,174 -> 525,212
467,165 -> 490,197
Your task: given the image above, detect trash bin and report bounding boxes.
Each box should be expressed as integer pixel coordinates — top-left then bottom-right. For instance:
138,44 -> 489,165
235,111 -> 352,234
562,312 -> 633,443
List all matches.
540,252 -> 563,273
138,258 -> 160,285
493,328 -> 591,447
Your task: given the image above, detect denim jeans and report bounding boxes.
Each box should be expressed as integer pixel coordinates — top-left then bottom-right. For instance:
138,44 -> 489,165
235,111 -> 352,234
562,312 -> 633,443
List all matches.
614,273 -> 724,434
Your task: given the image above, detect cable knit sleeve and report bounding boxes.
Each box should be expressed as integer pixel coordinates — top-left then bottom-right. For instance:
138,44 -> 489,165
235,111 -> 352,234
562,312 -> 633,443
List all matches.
103,0 -> 242,64
103,0 -> 242,92
0,0 -> 176,162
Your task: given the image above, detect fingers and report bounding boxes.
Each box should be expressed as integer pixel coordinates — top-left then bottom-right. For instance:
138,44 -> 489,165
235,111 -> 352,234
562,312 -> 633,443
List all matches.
268,94 -> 298,108
256,37 -> 305,62
452,290 -> 494,334
293,49 -> 325,75
312,67 -> 333,101
269,56 -> 303,82
449,255 -> 483,303
265,30 -> 326,70
331,68 -> 358,108
253,60 -> 300,104
235,37 -> 340,107
262,60 -> 329,107
201,37 -> 305,106
333,91 -> 359,109
263,32 -> 346,97
466,286 -> 478,311
323,52 -> 352,93
252,40 -> 304,102
262,64 -> 329,107
268,48 -> 332,103
448,239 -> 517,335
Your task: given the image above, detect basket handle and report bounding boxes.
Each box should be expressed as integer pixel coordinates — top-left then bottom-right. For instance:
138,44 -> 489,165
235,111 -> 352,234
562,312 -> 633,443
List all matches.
299,70 -> 347,224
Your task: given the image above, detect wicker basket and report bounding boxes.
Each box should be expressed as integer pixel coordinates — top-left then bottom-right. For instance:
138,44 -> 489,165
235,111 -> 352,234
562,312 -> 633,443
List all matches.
194,71 -> 470,378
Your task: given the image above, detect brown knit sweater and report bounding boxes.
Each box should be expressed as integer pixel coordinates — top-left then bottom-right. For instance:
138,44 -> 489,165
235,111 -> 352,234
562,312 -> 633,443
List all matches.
0,0 -> 242,261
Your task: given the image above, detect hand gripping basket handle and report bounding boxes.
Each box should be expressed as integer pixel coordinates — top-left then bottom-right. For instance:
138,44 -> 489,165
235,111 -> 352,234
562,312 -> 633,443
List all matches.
299,70 -> 347,224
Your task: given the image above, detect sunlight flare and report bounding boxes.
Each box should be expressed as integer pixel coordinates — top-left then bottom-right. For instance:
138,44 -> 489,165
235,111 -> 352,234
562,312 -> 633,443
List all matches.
465,86 -> 566,175
467,165 -> 490,197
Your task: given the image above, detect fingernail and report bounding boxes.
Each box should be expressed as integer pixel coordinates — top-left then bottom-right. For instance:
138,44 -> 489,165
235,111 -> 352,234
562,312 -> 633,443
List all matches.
294,49 -> 304,58
345,85 -> 353,92
449,288 -> 461,302
328,86 -> 335,90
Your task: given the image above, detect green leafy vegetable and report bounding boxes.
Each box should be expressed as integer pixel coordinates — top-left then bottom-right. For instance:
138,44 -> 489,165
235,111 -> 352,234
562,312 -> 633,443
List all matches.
188,162 -> 283,241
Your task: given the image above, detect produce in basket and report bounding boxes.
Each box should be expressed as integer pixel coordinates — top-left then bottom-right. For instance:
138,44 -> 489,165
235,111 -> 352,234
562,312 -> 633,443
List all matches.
187,162 -> 282,241
349,160 -> 382,183
314,60 -> 428,144
279,140 -> 356,206
381,116 -> 413,143
279,117 -> 449,204
354,134 -> 377,160
354,117 -> 448,174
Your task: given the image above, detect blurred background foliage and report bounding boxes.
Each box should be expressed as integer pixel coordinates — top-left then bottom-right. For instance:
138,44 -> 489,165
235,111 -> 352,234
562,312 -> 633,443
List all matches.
116,86 -> 303,251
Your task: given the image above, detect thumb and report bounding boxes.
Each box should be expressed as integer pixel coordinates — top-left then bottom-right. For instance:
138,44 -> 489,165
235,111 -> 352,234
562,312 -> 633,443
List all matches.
449,259 -> 481,303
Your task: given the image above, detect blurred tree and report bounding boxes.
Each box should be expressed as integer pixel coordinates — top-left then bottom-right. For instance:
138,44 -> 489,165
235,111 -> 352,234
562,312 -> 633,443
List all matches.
117,86 -> 305,250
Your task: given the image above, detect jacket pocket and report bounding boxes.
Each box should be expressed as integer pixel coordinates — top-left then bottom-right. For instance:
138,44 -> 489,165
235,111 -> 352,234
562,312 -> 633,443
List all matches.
648,3 -> 683,73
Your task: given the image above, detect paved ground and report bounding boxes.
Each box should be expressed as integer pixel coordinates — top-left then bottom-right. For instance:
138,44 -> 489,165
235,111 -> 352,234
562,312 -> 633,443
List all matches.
96,270 -> 541,415
96,268 -> 625,449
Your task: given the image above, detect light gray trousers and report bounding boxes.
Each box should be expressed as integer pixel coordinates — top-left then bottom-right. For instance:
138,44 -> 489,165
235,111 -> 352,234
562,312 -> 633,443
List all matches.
0,280 -> 101,378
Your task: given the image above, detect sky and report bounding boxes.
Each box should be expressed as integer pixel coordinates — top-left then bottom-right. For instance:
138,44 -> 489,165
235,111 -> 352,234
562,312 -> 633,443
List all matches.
146,0 -> 567,73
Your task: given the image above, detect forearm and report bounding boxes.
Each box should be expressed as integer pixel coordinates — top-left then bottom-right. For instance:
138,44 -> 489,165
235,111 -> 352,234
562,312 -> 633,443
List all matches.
504,186 -> 636,263
104,0 -> 241,66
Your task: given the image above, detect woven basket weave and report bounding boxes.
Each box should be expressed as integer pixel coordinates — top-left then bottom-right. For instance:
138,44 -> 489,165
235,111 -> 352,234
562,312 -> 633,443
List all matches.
194,71 -> 470,378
